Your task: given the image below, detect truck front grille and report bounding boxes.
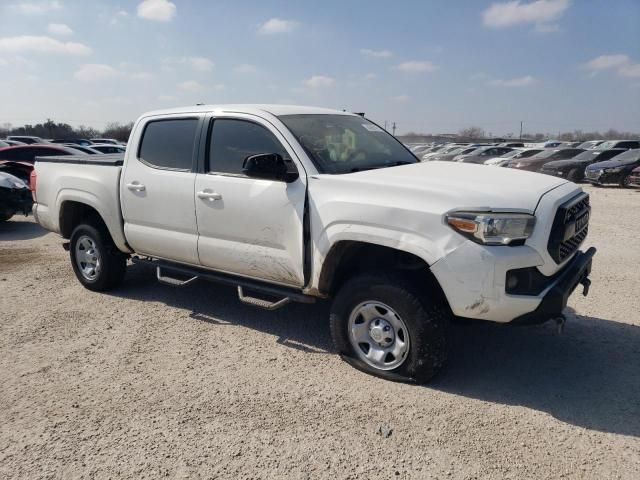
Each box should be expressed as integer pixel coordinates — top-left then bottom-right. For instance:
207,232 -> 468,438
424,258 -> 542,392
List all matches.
547,193 -> 590,264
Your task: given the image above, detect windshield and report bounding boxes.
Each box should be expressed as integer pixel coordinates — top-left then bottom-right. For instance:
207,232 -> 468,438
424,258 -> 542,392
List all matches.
608,148 -> 640,163
500,149 -> 523,158
279,114 -> 417,174
531,149 -> 561,159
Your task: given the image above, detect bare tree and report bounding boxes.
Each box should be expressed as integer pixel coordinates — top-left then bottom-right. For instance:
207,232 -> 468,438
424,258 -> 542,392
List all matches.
458,126 -> 486,139
102,122 -> 134,142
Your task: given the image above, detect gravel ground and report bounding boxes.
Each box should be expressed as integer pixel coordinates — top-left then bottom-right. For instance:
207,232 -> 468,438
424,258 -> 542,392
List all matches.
1,185 -> 639,479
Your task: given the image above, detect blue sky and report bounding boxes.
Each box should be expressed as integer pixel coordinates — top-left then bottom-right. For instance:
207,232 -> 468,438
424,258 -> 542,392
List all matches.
0,0 -> 639,135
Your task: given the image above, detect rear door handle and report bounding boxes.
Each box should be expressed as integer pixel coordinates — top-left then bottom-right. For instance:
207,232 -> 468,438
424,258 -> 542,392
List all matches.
197,191 -> 222,201
126,182 -> 146,192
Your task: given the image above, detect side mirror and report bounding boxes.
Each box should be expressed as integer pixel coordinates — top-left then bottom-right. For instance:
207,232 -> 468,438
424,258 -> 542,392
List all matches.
243,153 -> 299,183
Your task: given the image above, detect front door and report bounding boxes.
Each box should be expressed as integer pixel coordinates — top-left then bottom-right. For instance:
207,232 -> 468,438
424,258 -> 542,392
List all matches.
194,115 -> 306,287
121,116 -> 202,265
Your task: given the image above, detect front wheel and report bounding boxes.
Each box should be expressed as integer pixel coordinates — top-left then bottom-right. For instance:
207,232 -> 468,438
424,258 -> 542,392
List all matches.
70,223 -> 126,291
567,167 -> 581,182
330,272 -> 449,383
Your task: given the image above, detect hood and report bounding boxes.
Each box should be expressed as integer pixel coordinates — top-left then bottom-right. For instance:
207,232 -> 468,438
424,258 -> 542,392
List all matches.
542,159 -> 582,169
313,161 -> 567,213
587,158 -> 640,170
0,171 -> 28,189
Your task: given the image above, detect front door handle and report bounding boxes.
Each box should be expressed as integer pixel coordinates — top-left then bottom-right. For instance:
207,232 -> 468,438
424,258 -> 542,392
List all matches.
197,191 -> 222,201
126,182 -> 146,192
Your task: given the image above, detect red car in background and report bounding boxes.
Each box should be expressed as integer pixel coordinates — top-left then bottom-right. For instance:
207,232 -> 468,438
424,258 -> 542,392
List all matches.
0,144 -> 87,183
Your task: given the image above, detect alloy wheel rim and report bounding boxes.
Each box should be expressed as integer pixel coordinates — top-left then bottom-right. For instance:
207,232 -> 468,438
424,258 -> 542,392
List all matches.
347,301 -> 410,371
75,235 -> 102,281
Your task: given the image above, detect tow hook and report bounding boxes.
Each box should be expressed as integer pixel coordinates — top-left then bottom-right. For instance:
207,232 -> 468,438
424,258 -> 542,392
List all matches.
580,277 -> 591,296
554,314 -> 566,335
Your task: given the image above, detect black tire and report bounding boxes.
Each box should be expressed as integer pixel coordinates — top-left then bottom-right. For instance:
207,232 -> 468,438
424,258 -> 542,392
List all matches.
330,272 -> 449,384
70,223 -> 126,291
620,174 -> 632,188
567,168 -> 581,182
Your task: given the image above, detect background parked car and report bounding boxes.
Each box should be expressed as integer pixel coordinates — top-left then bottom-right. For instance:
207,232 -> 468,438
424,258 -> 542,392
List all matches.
50,138 -> 94,146
0,171 -> 32,222
584,149 -> 640,187
509,148 -> 585,172
454,146 -> 514,163
90,144 -> 126,154
577,140 -> 605,149
539,149 -> 626,182
429,146 -> 479,162
423,144 -> 466,160
62,144 -> 102,154
0,144 -> 88,182
2,139 -> 27,146
90,138 -> 125,145
0,140 -> 8,148
485,148 -> 543,166
596,140 -> 640,150
628,166 -> 640,187
6,136 -> 46,145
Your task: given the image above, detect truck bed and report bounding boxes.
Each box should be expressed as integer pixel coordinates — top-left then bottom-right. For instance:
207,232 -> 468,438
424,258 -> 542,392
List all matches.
33,153 -> 130,253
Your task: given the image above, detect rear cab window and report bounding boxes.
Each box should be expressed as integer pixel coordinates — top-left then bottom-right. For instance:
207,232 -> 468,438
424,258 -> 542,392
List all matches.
138,118 -> 199,170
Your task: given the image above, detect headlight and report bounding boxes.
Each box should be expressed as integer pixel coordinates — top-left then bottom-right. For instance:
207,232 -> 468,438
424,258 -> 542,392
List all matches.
446,212 -> 536,245
604,166 -> 624,173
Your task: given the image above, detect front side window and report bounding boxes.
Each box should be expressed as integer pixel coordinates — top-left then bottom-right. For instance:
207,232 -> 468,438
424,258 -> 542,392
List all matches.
279,114 -> 417,174
139,118 -> 198,170
208,119 -> 288,175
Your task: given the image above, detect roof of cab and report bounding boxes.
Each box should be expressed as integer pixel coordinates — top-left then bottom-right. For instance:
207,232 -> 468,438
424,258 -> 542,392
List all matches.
140,104 -> 354,119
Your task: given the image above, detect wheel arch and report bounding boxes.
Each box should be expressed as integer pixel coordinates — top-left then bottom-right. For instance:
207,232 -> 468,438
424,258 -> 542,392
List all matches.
317,240 -> 450,308
57,193 -> 130,253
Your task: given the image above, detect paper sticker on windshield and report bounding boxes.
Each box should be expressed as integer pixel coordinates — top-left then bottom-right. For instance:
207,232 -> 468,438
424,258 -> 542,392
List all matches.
362,124 -> 384,132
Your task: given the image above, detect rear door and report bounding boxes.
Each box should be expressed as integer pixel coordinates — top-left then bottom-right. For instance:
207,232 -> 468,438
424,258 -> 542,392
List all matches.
121,115 -> 203,265
194,114 -> 307,287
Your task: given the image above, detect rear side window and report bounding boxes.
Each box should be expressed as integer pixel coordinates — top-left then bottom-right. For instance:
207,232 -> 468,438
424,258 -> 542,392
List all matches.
208,119 -> 288,175
139,118 -> 198,170
618,141 -> 640,149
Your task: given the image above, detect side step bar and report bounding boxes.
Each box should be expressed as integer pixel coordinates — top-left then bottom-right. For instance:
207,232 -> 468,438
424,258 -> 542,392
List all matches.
237,286 -> 291,310
157,267 -> 198,287
132,257 -> 315,310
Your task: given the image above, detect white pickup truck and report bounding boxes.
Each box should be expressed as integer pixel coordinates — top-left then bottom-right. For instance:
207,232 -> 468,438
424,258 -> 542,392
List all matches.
32,105 -> 595,382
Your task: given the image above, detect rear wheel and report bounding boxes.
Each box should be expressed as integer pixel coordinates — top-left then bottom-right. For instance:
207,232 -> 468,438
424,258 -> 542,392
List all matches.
330,272 -> 449,383
620,174 -> 632,188
70,223 -> 126,291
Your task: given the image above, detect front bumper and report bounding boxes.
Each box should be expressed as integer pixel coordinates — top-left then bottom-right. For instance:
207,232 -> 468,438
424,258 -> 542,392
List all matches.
628,172 -> 640,187
584,169 -> 621,185
511,247 -> 595,324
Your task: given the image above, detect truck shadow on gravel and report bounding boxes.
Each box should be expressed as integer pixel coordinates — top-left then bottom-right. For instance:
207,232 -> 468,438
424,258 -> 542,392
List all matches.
113,263 -> 333,355
0,217 -> 47,241
436,309 -> 640,437
113,264 -> 639,437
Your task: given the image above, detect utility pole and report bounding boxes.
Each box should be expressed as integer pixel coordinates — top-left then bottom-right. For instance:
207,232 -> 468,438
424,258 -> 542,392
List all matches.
384,120 -> 388,131
392,122 -> 396,136
519,121 -> 523,140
